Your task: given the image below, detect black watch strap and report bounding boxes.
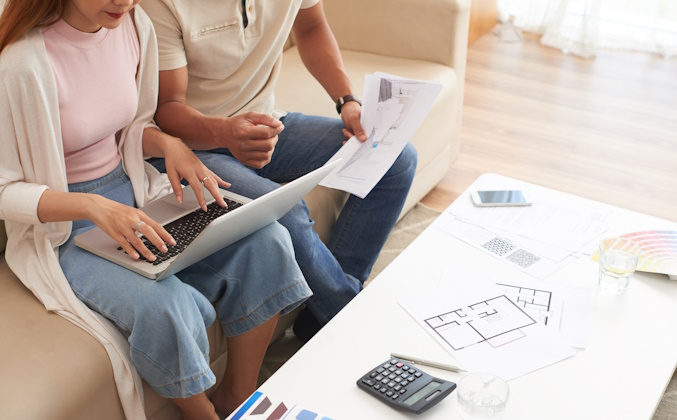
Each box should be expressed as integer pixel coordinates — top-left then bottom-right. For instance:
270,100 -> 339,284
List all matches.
336,94 -> 362,115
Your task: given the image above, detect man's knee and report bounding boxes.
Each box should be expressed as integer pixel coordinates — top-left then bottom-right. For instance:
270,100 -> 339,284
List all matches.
393,142 -> 418,180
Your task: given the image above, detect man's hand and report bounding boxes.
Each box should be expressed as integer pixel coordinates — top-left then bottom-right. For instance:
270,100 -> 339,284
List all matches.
340,101 -> 367,142
220,112 -> 284,168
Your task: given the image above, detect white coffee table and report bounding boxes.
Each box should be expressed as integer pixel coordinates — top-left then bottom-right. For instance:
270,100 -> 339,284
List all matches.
259,173 -> 677,419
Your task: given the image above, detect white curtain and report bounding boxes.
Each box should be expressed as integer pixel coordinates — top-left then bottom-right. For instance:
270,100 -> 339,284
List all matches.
497,0 -> 677,59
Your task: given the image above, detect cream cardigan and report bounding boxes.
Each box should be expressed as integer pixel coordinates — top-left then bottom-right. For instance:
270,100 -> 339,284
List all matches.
0,7 -> 172,419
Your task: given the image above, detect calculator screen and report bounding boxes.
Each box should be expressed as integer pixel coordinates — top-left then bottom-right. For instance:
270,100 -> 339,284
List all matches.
402,381 -> 440,405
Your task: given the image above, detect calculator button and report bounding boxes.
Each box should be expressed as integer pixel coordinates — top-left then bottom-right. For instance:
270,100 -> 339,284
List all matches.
394,377 -> 402,383
362,379 -> 375,387
396,362 -> 404,368
394,385 -> 402,391
402,366 -> 410,371
379,387 -> 387,394
395,370 -> 402,375
408,377 -> 416,382
392,393 -> 399,400
414,372 -> 423,378
383,364 -> 391,369
375,375 -> 383,381
376,367 -> 385,373
389,367 -> 396,372
373,384 -> 381,391
390,359 -> 398,364
408,369 -> 416,375
369,372 -> 377,378
388,374 -> 396,380
400,388 -> 407,394
401,373 -> 409,379
400,381 -> 409,387
386,391 -> 394,397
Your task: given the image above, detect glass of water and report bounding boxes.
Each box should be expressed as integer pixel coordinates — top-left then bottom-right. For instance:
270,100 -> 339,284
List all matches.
457,372 -> 509,420
598,237 -> 642,293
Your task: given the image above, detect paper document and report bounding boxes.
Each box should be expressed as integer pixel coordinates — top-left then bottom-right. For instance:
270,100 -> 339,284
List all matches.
438,269 -> 592,348
227,391 -> 334,420
320,72 -> 442,198
449,189 -> 611,255
435,216 -> 577,279
400,271 -> 577,380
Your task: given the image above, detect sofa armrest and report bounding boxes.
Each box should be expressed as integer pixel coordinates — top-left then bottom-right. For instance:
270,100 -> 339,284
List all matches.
323,0 -> 470,69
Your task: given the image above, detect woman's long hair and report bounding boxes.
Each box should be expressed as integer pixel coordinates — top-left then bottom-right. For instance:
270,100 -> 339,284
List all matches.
0,0 -> 66,53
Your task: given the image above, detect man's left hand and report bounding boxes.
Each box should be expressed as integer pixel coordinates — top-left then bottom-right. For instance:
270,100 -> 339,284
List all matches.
340,101 -> 368,142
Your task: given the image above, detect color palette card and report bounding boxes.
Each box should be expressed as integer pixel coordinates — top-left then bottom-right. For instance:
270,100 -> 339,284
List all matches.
592,230 -> 677,280
226,391 -> 334,420
623,230 -> 677,279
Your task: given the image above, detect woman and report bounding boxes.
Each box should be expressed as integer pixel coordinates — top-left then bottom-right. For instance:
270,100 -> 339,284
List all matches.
0,0 -> 311,418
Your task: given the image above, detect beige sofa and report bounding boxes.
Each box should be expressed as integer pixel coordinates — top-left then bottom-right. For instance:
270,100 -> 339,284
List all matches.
0,0 -> 469,418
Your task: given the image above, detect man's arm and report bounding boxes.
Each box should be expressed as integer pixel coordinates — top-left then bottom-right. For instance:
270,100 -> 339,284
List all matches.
155,67 -> 284,168
292,1 -> 367,141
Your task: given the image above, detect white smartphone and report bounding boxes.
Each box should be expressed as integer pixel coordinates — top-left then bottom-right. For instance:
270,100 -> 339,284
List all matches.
470,190 -> 532,207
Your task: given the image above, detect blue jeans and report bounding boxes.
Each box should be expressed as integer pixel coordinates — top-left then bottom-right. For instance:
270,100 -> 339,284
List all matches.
149,112 -> 417,324
59,164 -> 311,398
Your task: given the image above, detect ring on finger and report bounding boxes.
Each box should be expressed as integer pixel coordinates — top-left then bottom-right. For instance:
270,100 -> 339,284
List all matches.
200,176 -> 209,186
135,220 -> 146,233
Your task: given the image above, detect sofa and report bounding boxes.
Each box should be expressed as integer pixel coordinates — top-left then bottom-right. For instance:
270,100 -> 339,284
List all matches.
0,0 -> 469,418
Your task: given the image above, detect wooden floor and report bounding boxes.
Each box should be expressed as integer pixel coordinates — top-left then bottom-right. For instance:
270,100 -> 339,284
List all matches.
420,32 -> 677,222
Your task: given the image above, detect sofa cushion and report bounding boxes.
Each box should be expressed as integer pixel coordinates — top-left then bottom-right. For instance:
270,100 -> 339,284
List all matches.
0,259 -> 125,419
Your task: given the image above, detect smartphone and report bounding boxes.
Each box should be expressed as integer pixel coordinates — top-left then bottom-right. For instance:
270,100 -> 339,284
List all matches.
470,190 -> 532,207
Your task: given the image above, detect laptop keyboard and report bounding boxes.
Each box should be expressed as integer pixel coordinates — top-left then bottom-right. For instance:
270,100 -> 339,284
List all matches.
118,198 -> 243,265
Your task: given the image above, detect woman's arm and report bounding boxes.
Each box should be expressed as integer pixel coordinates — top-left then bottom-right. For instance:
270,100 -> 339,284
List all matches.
37,189 -> 175,261
142,127 -> 230,210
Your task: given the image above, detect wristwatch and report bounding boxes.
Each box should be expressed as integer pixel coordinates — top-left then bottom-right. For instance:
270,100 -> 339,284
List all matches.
335,94 -> 362,115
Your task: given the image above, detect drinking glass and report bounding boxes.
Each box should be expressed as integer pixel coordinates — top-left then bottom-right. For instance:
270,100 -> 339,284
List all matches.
457,372 -> 509,420
598,237 -> 642,293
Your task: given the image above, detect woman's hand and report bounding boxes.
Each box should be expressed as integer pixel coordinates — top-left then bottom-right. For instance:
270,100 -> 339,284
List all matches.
161,137 -> 231,210
87,195 -> 176,261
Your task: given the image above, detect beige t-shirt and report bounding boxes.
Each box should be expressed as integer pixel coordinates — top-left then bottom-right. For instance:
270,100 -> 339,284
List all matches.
142,0 -> 319,118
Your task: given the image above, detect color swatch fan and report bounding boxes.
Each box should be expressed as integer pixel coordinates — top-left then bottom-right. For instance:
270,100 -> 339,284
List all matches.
622,230 -> 677,280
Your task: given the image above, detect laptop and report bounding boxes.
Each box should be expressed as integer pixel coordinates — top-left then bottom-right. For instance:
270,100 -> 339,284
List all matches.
75,159 -> 341,280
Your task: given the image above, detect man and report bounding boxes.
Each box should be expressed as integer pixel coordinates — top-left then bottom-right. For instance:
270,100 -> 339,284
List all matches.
142,0 -> 417,340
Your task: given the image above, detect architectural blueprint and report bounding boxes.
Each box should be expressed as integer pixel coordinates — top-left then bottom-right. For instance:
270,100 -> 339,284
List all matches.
320,73 -> 442,198
400,273 -> 579,380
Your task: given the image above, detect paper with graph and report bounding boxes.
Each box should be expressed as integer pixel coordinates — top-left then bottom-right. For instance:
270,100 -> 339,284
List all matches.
320,72 -> 442,198
226,391 -> 334,420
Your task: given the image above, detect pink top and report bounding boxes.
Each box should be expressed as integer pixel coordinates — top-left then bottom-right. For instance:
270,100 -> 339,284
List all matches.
43,14 -> 139,184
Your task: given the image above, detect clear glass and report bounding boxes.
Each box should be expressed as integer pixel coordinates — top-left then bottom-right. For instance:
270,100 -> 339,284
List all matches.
457,372 -> 510,420
598,237 -> 642,293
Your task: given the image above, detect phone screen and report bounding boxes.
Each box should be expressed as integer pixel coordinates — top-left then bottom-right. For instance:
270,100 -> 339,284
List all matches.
477,190 -> 527,204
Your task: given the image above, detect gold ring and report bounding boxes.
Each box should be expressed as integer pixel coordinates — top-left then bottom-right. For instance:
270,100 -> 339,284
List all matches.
134,220 -> 146,233
200,176 -> 209,185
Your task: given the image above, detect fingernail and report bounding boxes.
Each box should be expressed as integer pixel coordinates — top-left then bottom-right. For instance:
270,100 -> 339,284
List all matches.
177,196 -> 183,204
132,252 -> 139,259
161,245 -> 168,253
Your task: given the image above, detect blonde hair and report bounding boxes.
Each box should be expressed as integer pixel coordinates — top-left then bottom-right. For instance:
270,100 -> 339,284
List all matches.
0,0 -> 66,53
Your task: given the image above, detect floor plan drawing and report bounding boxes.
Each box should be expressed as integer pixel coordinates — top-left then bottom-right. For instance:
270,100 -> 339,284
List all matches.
424,295 -> 536,351
497,283 -> 553,326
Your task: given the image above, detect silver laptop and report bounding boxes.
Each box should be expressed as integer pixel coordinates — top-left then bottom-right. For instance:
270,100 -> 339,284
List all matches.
75,159 -> 341,280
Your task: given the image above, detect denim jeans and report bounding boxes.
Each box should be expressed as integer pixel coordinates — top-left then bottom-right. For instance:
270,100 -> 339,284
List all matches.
149,112 -> 417,325
59,164 -> 311,398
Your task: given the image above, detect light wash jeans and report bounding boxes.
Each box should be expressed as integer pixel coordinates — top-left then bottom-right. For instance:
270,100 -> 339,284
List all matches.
59,164 -> 311,398
149,112 -> 417,325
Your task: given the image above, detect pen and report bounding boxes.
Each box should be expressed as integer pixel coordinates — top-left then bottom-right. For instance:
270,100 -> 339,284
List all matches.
391,352 -> 465,373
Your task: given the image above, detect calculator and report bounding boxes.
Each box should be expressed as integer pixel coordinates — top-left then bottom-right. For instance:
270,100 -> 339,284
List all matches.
356,358 -> 456,414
